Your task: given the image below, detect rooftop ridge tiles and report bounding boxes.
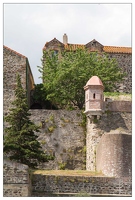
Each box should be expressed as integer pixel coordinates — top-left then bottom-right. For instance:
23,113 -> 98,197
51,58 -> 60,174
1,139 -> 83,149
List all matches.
3,45 -> 26,58
64,44 -> 131,53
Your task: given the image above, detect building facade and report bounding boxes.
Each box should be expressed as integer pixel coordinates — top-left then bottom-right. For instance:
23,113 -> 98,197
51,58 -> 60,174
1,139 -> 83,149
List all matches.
3,45 -> 35,116
43,34 -> 132,93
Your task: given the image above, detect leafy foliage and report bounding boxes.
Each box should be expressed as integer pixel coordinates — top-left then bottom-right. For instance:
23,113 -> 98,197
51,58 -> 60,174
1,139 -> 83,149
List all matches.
4,74 -> 54,168
31,83 -> 58,109
38,48 -> 125,109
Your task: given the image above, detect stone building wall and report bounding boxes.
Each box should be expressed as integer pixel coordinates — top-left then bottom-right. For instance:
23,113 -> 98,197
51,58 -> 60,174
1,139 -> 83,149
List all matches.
32,174 -> 131,196
3,46 -> 26,115
3,159 -> 31,197
108,53 -> 132,93
3,45 -> 34,116
29,109 -> 86,170
96,134 -> 132,177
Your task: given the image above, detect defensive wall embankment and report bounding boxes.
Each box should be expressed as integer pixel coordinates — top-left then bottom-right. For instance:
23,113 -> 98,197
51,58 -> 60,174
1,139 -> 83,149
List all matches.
3,101 -> 132,196
3,159 -> 131,197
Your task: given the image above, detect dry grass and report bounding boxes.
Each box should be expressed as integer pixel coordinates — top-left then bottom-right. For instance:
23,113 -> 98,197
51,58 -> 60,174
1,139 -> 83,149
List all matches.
33,170 -> 104,177
104,92 -> 131,101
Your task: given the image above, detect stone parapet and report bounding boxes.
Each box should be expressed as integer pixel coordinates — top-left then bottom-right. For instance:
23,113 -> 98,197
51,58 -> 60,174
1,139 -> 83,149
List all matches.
32,174 -> 132,196
104,101 -> 132,112
3,159 -> 31,197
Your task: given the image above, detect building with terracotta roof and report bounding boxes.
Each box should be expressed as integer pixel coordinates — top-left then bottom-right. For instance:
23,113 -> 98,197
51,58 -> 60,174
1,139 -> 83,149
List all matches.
43,34 -> 132,93
3,45 -> 35,115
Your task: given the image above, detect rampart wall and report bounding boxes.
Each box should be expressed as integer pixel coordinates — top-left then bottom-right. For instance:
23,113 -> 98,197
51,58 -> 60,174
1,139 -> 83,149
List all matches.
104,100 -> 132,112
3,102 -> 132,196
3,159 -> 132,197
96,134 -> 132,177
29,110 -> 86,170
3,159 -> 31,197
32,174 -> 131,196
86,111 -> 132,171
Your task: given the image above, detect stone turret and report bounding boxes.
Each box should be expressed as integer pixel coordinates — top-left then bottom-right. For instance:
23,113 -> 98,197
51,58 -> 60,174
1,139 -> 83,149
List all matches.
84,76 -> 104,121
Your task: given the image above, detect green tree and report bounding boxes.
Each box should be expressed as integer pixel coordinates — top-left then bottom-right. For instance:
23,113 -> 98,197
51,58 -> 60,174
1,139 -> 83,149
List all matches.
31,83 -> 58,109
38,48 -> 125,109
4,74 -> 54,168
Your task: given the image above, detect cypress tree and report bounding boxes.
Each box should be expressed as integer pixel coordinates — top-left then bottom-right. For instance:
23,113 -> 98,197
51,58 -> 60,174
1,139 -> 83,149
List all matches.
4,74 -> 54,168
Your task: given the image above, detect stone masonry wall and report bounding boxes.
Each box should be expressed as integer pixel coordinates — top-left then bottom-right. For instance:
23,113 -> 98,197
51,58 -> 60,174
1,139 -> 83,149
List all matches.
32,174 -> 131,196
3,159 -> 31,197
96,134 -> 132,177
104,100 -> 132,112
108,53 -> 132,93
3,46 -> 27,116
3,46 -> 35,116
86,112 -> 132,171
29,110 -> 86,170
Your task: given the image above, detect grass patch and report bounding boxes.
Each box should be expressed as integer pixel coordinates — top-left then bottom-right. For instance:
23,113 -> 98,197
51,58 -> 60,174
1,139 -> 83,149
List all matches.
104,92 -> 131,101
32,170 -> 104,176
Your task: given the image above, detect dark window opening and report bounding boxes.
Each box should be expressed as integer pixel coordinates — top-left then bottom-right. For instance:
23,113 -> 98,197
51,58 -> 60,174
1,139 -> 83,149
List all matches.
52,50 -> 58,57
93,93 -> 96,99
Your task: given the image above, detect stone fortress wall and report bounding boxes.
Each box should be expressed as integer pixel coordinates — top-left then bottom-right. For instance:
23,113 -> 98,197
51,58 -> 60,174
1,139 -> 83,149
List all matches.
3,159 -> 31,197
29,110 -> 86,170
3,40 -> 132,196
31,174 -> 131,196
96,133 -> 132,177
3,102 -> 132,196
29,101 -> 132,172
3,158 -> 131,197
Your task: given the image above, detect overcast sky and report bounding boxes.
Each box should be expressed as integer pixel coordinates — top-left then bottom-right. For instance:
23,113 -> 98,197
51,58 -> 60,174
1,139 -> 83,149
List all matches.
3,3 -> 132,84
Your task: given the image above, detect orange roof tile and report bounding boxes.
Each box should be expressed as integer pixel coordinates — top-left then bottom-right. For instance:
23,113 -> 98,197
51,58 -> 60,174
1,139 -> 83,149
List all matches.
64,44 -> 131,54
3,45 -> 26,58
64,43 -> 84,50
103,46 -> 132,54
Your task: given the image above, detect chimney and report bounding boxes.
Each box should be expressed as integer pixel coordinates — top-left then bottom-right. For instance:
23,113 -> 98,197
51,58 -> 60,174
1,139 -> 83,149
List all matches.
63,33 -> 68,44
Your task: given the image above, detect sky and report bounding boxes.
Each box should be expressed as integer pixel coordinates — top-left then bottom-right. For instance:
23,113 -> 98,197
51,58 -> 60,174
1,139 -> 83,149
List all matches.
3,2 -> 132,84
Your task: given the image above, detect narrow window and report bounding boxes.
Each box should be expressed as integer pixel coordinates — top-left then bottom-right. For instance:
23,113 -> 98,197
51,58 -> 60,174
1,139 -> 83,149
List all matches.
93,93 -> 95,99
